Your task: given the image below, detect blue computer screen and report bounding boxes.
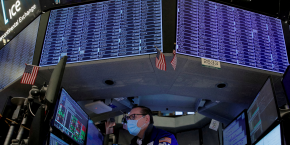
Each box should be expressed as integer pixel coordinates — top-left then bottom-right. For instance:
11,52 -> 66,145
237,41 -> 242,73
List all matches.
54,88 -> 88,145
255,124 -> 281,145
0,16 -> 40,90
176,0 -> 288,73
87,120 -> 104,145
50,133 -> 69,145
40,0 -> 162,66
247,78 -> 279,144
223,112 -> 247,145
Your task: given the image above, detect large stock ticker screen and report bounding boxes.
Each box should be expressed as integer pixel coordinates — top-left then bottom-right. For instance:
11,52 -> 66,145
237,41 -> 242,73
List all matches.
40,0 -> 162,66
54,88 -> 88,145
177,0 -> 288,73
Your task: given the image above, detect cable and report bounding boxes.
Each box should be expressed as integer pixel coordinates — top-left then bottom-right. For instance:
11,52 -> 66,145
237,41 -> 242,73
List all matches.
28,103 -> 35,117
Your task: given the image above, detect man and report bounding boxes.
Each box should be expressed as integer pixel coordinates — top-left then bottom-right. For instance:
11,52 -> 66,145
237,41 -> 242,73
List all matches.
126,106 -> 178,145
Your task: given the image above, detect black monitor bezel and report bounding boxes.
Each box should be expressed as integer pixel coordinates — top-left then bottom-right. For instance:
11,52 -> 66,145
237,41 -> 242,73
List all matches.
281,65 -> 290,106
51,87 -> 89,145
222,109 -> 251,145
247,77 -> 281,144
253,122 -> 284,145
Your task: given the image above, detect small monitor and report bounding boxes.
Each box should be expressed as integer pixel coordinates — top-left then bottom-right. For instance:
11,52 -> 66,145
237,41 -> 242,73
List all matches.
49,133 -> 69,145
255,124 -> 282,145
53,88 -> 88,145
86,120 -> 104,145
282,65 -> 290,105
223,111 -> 249,145
175,111 -> 183,115
247,78 -> 279,144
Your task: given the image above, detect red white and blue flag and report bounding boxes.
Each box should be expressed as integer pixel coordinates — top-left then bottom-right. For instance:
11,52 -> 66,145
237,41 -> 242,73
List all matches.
171,49 -> 177,70
155,46 -> 166,71
20,64 -> 40,85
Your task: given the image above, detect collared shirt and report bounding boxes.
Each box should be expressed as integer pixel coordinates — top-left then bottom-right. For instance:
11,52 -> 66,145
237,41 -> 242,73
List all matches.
130,124 -> 178,145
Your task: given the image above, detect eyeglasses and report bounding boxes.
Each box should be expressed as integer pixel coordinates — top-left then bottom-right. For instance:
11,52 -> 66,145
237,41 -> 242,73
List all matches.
125,114 -> 147,120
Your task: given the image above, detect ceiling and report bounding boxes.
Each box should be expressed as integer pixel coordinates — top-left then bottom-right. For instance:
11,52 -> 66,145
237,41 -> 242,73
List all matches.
0,53 -> 286,126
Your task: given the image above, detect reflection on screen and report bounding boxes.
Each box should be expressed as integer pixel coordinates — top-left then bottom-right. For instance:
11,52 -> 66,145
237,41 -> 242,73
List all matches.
54,88 -> 88,145
87,120 -> 104,145
50,133 -> 69,145
247,78 -> 278,143
255,124 -> 281,145
223,112 -> 247,145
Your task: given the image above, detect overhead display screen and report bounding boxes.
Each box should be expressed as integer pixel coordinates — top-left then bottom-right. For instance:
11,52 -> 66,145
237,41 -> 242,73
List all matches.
255,124 -> 281,145
49,133 -> 69,145
54,88 -> 88,145
223,112 -> 248,145
40,0 -> 162,66
247,78 -> 279,144
0,0 -> 41,49
0,16 -> 40,90
176,0 -> 288,73
282,66 -> 290,104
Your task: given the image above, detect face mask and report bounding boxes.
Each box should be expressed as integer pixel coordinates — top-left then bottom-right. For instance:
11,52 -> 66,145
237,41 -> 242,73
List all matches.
127,116 -> 147,136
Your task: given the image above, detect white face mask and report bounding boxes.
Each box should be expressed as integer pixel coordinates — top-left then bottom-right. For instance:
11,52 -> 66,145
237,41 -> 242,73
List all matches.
127,116 -> 147,136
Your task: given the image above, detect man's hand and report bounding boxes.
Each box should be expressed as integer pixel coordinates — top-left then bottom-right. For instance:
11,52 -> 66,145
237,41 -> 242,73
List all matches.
105,119 -> 115,134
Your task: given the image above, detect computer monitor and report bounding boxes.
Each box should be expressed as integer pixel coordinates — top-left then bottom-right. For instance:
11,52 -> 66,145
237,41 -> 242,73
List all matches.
247,78 -> 279,144
86,120 -> 104,145
53,88 -> 88,145
255,124 -> 282,145
223,110 -> 250,145
49,133 -> 69,145
282,65 -> 290,105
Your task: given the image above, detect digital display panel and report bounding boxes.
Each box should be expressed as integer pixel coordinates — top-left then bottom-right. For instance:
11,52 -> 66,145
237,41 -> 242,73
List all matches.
40,0 -> 162,66
282,66 -> 290,105
0,0 -> 41,49
256,124 -> 281,145
87,120 -> 103,145
54,88 -> 88,145
176,0 -> 288,73
175,111 -> 183,115
49,133 -> 69,145
0,16 -> 40,90
223,112 -> 248,145
247,78 -> 279,143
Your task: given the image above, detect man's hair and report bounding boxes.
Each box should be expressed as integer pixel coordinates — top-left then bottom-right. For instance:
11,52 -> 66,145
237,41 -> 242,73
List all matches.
132,106 -> 154,124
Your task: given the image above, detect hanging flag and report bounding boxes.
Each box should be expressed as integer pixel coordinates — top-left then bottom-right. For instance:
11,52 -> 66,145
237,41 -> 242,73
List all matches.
171,49 -> 177,70
154,45 -> 166,71
20,64 -> 40,85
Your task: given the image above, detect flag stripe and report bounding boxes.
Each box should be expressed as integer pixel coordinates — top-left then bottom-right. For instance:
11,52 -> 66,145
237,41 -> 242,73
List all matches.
171,50 -> 177,70
20,64 -> 40,85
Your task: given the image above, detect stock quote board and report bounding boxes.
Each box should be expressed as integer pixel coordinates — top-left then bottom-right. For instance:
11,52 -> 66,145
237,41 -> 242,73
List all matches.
40,0 -> 162,66
177,0 -> 288,73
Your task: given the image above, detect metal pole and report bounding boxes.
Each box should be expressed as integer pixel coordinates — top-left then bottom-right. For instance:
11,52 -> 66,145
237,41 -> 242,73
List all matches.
4,105 -> 21,145
15,98 -> 29,142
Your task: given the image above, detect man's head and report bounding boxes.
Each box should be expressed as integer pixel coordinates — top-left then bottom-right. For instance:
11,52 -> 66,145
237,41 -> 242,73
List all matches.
126,106 -> 154,136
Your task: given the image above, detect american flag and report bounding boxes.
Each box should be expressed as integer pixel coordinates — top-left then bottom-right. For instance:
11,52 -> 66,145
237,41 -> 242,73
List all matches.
155,46 -> 166,71
171,49 -> 177,70
20,64 -> 40,85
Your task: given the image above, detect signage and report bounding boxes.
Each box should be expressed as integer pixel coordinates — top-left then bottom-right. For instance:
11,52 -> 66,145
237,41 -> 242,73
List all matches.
176,0 -> 289,73
0,0 -> 41,49
201,58 -> 221,69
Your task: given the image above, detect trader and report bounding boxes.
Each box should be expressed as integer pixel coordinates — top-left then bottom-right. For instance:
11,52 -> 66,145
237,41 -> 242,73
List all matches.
127,106 -> 178,145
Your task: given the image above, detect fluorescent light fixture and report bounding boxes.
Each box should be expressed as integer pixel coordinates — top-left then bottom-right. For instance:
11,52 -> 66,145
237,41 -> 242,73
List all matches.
187,112 -> 195,115
175,111 -> 183,115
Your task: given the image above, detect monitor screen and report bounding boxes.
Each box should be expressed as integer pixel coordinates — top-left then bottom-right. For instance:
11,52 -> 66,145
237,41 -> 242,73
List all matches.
176,0 -> 288,73
40,0 -> 162,66
247,78 -> 279,143
0,16 -> 40,90
86,120 -> 103,145
49,133 -> 69,145
223,111 -> 248,145
282,66 -> 290,104
255,124 -> 281,145
54,88 -> 88,145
